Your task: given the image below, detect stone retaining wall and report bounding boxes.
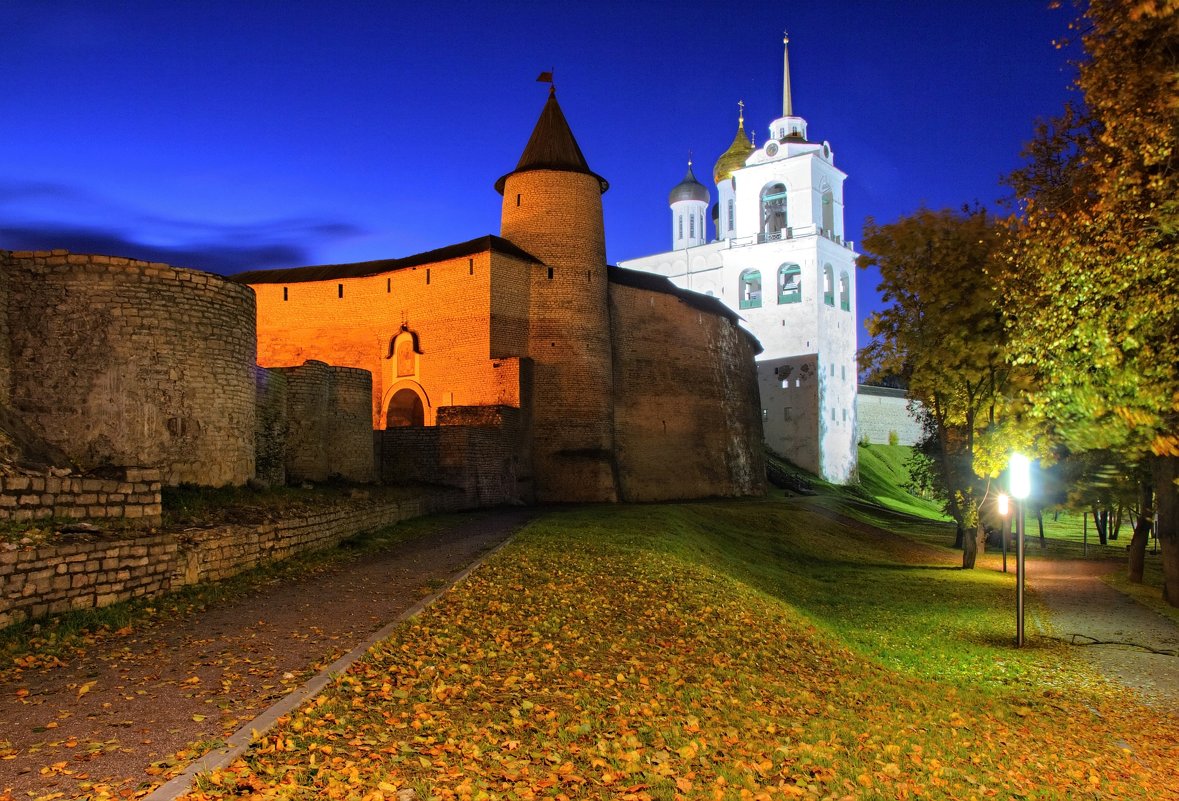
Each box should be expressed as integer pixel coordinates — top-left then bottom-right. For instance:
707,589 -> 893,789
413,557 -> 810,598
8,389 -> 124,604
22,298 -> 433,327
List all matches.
0,489 -> 466,630
0,467 -> 161,525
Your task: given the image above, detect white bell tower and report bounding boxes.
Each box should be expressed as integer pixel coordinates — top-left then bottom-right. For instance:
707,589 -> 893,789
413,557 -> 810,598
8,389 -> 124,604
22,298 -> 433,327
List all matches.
618,31 -> 860,484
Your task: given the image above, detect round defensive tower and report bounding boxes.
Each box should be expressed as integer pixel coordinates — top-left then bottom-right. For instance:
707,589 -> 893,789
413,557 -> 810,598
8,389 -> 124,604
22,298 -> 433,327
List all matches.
495,87 -> 619,502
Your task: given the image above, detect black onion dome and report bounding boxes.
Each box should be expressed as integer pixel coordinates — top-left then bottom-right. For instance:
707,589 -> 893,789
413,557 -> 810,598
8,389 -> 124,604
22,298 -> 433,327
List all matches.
668,163 -> 709,205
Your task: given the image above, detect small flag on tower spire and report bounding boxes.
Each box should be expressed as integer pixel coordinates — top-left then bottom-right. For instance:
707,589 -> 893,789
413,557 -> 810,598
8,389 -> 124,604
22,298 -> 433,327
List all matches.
536,70 -> 554,84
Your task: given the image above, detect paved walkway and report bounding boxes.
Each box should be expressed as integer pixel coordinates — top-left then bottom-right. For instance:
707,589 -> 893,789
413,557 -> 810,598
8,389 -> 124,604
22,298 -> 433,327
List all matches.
1025,556 -> 1179,708
0,508 -> 530,801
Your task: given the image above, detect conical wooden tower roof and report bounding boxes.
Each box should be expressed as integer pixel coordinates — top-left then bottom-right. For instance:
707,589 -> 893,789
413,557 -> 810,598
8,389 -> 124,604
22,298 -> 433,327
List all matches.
495,88 -> 608,194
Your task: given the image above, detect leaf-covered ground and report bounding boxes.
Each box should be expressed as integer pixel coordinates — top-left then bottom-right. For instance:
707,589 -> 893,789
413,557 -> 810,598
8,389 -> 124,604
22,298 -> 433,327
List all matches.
183,501 -> 1179,800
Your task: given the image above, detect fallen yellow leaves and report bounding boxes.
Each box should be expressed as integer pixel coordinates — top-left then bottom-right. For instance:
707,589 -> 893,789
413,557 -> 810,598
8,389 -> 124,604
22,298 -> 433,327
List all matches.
179,506 -> 1179,801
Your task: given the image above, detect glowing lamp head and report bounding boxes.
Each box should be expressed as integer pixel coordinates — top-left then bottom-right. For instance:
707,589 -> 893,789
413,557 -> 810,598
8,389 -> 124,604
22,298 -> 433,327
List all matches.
997,493 -> 1009,516
1010,454 -> 1032,500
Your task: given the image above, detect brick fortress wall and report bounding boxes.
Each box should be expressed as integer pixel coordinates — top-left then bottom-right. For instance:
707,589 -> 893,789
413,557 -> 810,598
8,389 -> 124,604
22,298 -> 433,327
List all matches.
246,248 -> 531,430
380,405 -> 527,506
609,282 -> 766,501
0,251 -> 257,486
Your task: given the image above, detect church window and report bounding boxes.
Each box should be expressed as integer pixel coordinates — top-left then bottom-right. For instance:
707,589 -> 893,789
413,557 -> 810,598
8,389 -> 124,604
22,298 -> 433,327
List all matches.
739,269 -> 762,309
469,258 -> 474,275
547,267 -> 554,280
823,265 -> 835,306
784,407 -> 792,421
777,263 -> 801,304
689,214 -> 695,239
283,287 -> 288,301
727,199 -> 734,231
762,409 -> 768,422
387,277 -> 391,292
840,272 -> 851,311
338,283 -> 344,298
516,193 -> 521,207
678,215 -> 683,240
426,269 -> 431,285
759,183 -> 787,240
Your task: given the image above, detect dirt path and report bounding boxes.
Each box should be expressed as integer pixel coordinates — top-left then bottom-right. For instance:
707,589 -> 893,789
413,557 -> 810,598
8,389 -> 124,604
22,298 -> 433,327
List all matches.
1025,556 -> 1179,708
0,507 -> 531,800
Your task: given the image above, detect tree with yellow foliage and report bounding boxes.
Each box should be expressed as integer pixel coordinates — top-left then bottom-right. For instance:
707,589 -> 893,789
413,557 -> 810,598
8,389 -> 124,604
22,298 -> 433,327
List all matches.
1005,0 -> 1178,602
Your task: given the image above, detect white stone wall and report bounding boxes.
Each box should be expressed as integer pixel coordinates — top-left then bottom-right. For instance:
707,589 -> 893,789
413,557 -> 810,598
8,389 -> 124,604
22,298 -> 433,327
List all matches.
856,386 -> 924,446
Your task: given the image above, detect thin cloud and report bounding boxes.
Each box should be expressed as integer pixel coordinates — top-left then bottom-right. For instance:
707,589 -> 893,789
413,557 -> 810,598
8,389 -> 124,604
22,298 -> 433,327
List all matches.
0,179 -> 367,273
0,224 -> 308,274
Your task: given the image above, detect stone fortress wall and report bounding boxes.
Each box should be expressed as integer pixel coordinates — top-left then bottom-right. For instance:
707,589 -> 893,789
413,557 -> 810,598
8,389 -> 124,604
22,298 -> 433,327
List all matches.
0,250 -> 257,486
271,360 -> 375,483
855,385 -> 923,446
0,251 -> 377,504
609,277 -> 765,501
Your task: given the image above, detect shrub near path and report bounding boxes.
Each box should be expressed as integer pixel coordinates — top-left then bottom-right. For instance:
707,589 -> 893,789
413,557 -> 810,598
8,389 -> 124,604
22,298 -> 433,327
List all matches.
188,501 -> 1179,801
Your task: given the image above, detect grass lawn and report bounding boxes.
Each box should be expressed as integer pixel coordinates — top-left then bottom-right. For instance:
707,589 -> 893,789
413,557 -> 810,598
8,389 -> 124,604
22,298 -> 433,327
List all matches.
184,497 -> 1178,801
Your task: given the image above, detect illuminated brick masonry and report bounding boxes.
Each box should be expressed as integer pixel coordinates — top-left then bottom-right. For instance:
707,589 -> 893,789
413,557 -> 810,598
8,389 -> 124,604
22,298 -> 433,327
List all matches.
236,89 -> 767,503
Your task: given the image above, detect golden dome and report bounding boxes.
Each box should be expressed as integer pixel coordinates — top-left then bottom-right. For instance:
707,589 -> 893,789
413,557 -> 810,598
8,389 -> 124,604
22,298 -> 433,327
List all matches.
713,116 -> 754,185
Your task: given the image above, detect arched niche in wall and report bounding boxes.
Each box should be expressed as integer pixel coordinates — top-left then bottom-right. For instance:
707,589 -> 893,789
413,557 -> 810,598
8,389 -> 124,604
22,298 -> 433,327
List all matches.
387,326 -> 423,379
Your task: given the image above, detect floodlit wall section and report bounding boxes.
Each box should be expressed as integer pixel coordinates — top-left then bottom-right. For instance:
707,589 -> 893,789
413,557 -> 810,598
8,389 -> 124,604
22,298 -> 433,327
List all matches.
248,250 -> 531,429
0,250 -> 256,486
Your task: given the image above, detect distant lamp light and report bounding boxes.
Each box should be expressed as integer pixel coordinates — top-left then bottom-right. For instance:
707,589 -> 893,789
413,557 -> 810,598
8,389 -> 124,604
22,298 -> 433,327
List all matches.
1010,453 -> 1031,500
997,493 -> 1009,516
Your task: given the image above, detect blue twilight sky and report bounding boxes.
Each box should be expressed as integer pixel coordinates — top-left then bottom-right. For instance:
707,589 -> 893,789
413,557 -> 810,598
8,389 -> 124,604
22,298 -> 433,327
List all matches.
1,1 -> 1079,347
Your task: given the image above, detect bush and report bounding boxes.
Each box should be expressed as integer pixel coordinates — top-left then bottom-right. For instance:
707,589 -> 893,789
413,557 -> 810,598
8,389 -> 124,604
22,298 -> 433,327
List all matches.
888,430 -> 899,446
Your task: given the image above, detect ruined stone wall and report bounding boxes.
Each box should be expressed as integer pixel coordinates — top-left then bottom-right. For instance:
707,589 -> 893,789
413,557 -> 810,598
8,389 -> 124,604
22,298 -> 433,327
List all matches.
248,250 -> 530,428
500,170 -> 618,502
328,366 -> 377,482
277,361 -> 375,483
609,283 -> 766,501
254,368 -> 288,486
381,405 -> 525,506
0,488 -> 467,630
0,251 -> 256,486
0,467 -> 161,526
0,261 -> 10,407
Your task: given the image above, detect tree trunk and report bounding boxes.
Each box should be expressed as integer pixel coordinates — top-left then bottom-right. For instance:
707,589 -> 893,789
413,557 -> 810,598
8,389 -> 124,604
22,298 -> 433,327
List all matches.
1128,480 -> 1153,584
953,523 -> 965,550
962,519 -> 985,569
1153,456 -> 1179,607
1110,505 -> 1122,540
1093,506 -> 1109,546
1036,508 -> 1045,548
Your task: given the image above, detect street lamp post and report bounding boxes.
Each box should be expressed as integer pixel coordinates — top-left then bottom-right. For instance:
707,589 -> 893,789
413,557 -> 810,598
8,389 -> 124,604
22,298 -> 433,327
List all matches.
997,493 -> 1009,573
1010,454 -> 1032,647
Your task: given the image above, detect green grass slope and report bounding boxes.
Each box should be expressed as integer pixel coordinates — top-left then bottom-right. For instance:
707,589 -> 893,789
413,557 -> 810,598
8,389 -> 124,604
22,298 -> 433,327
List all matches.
189,499 -> 1175,801
857,443 -> 948,520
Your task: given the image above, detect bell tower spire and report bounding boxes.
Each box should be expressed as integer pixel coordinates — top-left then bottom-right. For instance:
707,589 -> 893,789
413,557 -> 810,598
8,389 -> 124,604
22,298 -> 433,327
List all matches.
768,30 -> 807,143
782,30 -> 793,117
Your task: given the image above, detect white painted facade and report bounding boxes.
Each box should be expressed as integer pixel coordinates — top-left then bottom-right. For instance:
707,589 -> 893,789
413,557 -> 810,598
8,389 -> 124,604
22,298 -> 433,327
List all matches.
618,33 -> 858,483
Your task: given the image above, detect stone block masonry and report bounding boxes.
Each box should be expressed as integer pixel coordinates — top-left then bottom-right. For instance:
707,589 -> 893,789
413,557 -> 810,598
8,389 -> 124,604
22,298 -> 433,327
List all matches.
0,250 -> 257,487
277,361 -> 376,483
0,488 -> 467,631
0,466 -> 161,526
